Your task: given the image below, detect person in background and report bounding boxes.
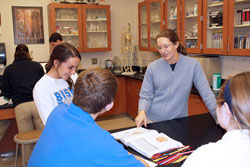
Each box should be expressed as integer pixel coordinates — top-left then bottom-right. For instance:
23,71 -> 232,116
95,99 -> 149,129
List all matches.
182,71 -> 250,167
135,29 -> 216,127
49,32 -> 78,80
33,43 -> 81,125
2,44 -> 44,161
49,32 -> 63,49
28,67 -> 148,167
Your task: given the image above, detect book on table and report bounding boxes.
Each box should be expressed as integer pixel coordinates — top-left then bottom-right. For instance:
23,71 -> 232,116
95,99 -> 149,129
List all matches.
111,127 -> 183,158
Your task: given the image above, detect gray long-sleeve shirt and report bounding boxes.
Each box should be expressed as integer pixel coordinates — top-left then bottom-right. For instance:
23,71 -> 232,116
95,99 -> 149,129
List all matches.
139,54 -> 216,122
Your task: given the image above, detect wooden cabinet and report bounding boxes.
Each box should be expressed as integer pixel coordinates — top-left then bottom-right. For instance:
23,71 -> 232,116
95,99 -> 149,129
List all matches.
203,0 -> 250,56
48,3 -> 111,52
138,0 -> 164,51
165,0 -> 182,39
188,93 -> 209,116
99,77 -> 127,117
227,0 -> 250,56
139,0 -> 250,56
202,0 -> 229,54
181,0 -> 202,53
126,78 -> 142,119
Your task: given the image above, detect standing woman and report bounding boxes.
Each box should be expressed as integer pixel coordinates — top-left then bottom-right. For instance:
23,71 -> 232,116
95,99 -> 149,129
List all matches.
182,71 -> 250,167
2,44 -> 44,162
33,43 -> 81,125
136,29 -> 216,127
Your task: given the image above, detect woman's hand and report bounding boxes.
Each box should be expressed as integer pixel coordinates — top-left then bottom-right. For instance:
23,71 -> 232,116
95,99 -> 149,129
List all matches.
135,110 -> 147,128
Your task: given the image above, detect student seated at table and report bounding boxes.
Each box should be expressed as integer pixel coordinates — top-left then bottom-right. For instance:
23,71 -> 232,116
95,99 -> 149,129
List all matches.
182,71 -> 250,167
28,67 -> 148,167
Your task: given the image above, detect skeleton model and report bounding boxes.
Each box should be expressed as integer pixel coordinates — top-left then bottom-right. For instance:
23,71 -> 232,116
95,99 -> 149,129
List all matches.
121,23 -> 135,74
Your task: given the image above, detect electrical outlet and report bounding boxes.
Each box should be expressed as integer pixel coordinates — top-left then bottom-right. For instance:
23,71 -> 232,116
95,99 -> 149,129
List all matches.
92,58 -> 97,65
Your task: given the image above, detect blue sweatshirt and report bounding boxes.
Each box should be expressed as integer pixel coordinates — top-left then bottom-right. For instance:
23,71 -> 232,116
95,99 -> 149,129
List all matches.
139,54 -> 216,122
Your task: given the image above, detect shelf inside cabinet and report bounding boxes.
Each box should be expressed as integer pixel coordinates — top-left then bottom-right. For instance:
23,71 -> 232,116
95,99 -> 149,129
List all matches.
208,26 -> 223,30
186,15 -> 198,18
169,17 -> 177,20
86,30 -> 108,33
61,34 -> 79,36
208,2 -> 223,8
234,24 -> 250,27
186,37 -> 198,40
150,20 -> 161,23
56,19 -> 78,22
235,0 -> 250,5
86,19 -> 107,22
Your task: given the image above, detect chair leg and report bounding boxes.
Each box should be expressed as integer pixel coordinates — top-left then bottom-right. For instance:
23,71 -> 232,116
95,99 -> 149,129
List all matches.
21,144 -> 26,167
15,143 -> 18,167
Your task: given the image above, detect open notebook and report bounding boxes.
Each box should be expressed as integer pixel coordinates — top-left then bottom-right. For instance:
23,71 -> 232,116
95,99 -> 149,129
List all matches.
112,127 -> 183,158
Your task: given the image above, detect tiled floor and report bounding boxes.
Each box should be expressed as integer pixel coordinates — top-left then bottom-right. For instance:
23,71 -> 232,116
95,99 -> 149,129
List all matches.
0,114 -> 135,167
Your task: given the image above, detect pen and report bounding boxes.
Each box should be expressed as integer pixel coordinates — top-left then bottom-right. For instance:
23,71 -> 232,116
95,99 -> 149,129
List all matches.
153,147 -> 193,164
159,153 -> 183,165
152,145 -> 187,159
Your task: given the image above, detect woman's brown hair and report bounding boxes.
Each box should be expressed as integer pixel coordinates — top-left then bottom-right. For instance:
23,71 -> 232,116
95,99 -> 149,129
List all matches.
14,44 -> 32,61
217,71 -> 250,129
45,43 -> 81,89
156,29 -> 187,55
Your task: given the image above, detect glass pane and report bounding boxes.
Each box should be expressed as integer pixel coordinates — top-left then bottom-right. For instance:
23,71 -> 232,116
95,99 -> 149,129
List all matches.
140,5 -> 148,48
206,0 -> 224,49
167,0 -> 177,32
150,2 -> 161,48
55,8 -> 79,48
185,0 -> 198,48
233,0 -> 250,49
86,9 -> 108,48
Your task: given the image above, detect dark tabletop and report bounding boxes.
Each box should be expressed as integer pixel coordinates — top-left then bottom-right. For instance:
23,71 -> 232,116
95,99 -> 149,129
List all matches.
111,113 -> 225,167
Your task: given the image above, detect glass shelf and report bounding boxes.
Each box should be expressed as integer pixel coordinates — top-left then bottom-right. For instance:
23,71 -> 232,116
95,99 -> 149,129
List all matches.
208,2 -> 223,7
56,19 -> 78,22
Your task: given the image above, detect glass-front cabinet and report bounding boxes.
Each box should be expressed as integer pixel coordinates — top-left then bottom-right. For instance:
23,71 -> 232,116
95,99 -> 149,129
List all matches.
139,1 -> 148,51
203,0 -> 228,54
165,0 -> 181,38
138,0 -> 164,51
48,4 -> 83,51
82,5 -> 111,52
48,3 -> 111,53
228,0 -> 250,56
181,0 -> 202,53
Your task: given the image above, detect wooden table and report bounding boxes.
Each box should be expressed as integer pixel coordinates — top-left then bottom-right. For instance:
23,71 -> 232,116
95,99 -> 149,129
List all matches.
0,105 -> 18,153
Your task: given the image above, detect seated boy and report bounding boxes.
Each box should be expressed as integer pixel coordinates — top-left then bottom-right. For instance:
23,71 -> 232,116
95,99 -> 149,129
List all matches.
28,67 -> 148,167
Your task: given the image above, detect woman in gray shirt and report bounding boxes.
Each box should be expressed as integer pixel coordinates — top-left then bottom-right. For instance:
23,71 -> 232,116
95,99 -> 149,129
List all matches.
135,29 -> 216,127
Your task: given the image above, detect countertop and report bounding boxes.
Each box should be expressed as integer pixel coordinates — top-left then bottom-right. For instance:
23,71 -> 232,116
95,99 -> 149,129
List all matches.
116,71 -> 218,96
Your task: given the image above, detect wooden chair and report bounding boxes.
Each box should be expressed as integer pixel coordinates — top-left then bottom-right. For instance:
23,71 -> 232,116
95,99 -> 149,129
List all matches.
13,130 -> 42,167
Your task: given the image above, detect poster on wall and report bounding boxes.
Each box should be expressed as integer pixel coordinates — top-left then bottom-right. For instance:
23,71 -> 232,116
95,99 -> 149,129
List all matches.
12,6 -> 44,44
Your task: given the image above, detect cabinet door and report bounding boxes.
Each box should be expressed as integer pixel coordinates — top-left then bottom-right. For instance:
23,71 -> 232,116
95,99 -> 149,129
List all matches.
82,5 -> 111,52
228,0 -> 250,55
181,0 -> 202,53
188,94 -> 209,116
148,0 -> 165,51
139,1 -> 149,51
48,3 -> 83,52
99,77 -> 127,117
126,79 -> 142,119
202,0 -> 228,54
164,0 -> 182,38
